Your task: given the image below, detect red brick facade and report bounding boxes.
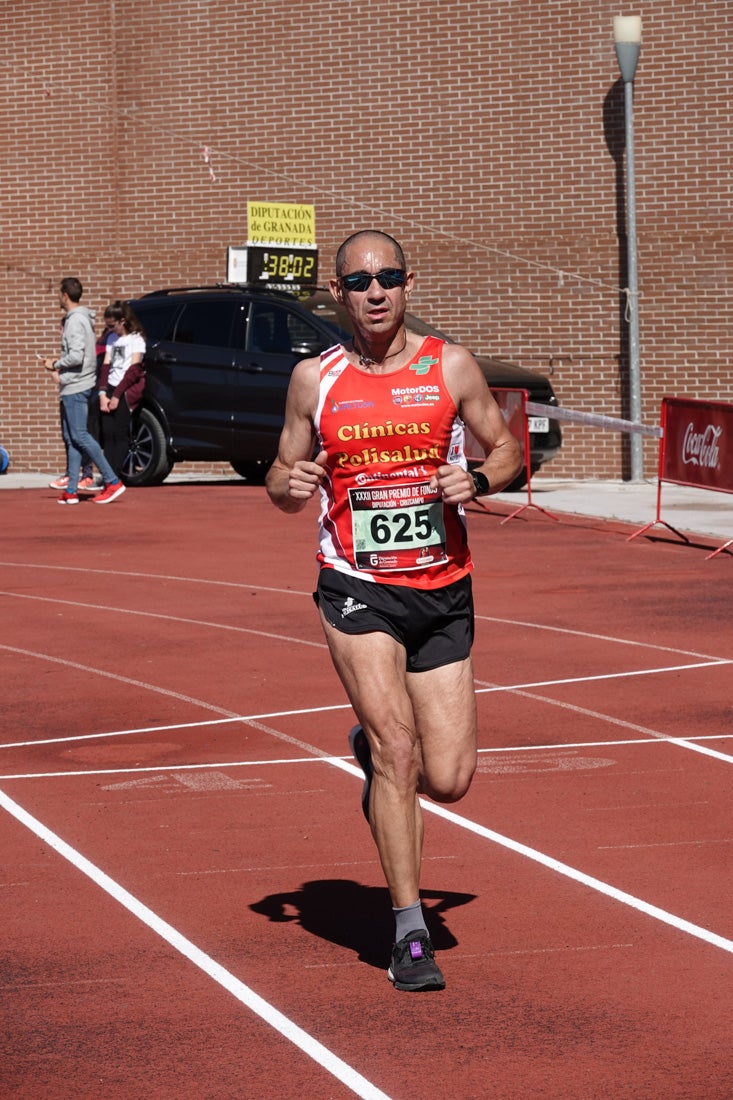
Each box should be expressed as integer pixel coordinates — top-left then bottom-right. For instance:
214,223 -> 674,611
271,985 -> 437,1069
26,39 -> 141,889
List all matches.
2,1 -> 730,479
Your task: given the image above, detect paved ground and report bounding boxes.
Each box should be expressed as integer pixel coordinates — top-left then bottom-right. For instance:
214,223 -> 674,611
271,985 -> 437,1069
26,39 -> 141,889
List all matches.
3,471 -> 730,544
495,478 -> 732,544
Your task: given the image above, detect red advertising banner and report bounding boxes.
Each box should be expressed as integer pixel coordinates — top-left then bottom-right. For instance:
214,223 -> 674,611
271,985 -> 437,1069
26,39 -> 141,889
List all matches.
661,397 -> 733,494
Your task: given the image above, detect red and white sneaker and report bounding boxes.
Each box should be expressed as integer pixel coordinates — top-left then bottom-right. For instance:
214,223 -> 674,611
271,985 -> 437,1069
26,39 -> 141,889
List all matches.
49,475 -> 69,490
57,491 -> 79,505
78,476 -> 102,493
93,481 -> 126,504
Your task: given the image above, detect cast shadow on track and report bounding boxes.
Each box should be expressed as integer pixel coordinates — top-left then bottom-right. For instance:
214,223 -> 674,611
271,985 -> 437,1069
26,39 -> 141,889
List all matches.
640,531 -> 732,556
249,880 -> 477,969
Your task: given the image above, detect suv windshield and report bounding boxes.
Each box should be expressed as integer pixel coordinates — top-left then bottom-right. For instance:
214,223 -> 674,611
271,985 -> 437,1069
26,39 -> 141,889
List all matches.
295,289 -> 454,345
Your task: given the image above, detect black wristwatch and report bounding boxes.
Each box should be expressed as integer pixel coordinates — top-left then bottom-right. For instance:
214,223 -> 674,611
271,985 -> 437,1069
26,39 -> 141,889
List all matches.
470,470 -> 490,498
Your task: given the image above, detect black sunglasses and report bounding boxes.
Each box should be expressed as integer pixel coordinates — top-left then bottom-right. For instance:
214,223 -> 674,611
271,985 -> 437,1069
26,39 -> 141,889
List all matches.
339,268 -> 406,293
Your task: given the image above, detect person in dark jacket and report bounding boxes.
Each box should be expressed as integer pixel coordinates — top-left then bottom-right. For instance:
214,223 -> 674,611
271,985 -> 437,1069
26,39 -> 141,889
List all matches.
97,302 -> 146,478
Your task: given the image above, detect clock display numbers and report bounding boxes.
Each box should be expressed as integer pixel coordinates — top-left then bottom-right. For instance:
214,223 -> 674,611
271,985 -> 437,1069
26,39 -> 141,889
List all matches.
248,246 -> 318,285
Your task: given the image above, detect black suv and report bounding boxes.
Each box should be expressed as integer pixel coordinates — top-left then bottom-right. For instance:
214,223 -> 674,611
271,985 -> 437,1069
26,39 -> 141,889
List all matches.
123,285 -> 561,488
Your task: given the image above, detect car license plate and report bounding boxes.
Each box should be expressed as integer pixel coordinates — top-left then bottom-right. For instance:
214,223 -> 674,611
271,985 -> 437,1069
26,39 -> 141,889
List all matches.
528,416 -> 549,433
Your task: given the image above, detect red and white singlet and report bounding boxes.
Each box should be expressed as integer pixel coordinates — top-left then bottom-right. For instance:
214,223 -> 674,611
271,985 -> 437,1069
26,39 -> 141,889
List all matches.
314,336 -> 473,590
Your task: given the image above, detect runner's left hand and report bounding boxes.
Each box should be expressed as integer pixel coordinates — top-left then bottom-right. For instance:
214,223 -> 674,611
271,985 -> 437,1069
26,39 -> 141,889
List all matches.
431,464 -> 475,504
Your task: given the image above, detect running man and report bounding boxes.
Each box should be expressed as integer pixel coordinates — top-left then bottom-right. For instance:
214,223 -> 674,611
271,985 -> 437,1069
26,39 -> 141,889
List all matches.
266,230 -> 522,991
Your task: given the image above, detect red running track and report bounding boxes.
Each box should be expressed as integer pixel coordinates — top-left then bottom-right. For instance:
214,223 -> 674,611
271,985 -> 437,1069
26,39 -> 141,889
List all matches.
1,484 -> 732,1098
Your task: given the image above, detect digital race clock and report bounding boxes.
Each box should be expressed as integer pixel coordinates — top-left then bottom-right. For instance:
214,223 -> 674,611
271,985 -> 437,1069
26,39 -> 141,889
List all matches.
242,245 -> 318,286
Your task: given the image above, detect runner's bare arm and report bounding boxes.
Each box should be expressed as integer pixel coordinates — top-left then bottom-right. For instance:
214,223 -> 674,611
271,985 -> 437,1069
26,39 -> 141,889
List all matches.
265,358 -> 326,513
432,344 -> 523,504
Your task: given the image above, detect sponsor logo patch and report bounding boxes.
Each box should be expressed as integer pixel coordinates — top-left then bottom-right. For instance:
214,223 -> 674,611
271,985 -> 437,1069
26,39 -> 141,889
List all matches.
330,398 -> 375,413
341,596 -> 368,618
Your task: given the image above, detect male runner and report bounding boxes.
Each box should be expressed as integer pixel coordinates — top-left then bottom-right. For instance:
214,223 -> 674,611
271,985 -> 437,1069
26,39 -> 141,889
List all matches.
266,230 -> 522,991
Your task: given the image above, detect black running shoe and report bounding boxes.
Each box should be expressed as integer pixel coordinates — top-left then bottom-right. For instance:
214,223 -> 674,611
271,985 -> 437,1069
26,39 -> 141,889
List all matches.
388,929 -> 445,992
348,724 -> 373,822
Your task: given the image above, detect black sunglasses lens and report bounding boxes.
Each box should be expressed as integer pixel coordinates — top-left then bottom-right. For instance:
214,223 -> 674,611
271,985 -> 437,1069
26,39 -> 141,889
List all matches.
341,272 -> 371,291
341,268 -> 406,292
376,269 -> 406,288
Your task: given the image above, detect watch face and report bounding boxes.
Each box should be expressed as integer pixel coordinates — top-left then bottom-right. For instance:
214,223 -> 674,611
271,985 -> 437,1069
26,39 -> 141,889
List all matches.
472,471 -> 490,496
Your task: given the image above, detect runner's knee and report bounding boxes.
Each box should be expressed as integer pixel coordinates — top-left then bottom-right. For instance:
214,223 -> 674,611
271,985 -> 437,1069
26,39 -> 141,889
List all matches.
420,758 -> 476,803
369,722 -> 420,788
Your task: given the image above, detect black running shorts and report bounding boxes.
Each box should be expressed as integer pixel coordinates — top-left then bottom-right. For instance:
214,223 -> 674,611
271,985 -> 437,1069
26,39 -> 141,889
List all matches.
315,569 -> 474,673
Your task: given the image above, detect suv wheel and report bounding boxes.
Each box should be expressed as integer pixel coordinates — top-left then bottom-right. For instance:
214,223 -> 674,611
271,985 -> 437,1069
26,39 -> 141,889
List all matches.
121,408 -> 172,487
230,459 -> 269,484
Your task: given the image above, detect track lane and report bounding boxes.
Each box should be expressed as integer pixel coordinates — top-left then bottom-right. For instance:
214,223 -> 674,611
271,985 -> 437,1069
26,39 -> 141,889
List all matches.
2,486 -> 732,1098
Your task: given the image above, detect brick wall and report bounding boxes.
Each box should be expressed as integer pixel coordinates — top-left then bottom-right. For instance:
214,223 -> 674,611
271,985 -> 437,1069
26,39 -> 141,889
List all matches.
1,0 -> 730,480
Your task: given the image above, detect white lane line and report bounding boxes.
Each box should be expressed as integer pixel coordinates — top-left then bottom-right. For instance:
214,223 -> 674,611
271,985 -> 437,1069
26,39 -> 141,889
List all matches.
0,788 -> 391,1100
476,660 -> 731,694
4,754 -> 733,967
1,734 -> 732,781
3,588 -> 730,663
4,751 -> 732,1038
471,943 -> 636,960
0,593 -> 326,649
0,644 -> 242,718
0,562 -> 312,597
0,704 -> 353,751
0,645 -> 727,752
477,614 -> 727,662
0,568 -> 728,663
478,735 -> 733,751
599,838 -> 733,850
5,754 -> 731,978
475,679 -> 733,765
324,760 -> 733,957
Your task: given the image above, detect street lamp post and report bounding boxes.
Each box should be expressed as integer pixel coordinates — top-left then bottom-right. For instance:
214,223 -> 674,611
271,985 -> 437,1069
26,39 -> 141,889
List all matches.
614,14 -> 643,481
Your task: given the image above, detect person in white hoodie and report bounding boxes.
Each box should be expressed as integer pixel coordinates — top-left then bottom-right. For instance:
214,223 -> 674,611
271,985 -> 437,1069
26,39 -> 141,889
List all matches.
41,277 -> 125,505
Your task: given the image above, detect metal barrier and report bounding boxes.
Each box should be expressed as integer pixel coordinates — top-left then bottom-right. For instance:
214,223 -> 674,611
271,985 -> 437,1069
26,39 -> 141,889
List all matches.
464,388 -> 558,524
467,391 -> 730,559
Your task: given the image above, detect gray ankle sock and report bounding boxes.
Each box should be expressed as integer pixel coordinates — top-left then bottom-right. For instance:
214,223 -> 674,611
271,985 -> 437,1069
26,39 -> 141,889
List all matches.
393,899 -> 428,941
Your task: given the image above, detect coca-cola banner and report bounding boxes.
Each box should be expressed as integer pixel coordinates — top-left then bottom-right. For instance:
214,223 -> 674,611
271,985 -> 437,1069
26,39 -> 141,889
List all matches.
661,397 -> 733,494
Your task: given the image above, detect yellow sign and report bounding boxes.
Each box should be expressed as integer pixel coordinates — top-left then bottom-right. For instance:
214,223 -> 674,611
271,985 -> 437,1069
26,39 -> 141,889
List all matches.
247,202 -> 316,246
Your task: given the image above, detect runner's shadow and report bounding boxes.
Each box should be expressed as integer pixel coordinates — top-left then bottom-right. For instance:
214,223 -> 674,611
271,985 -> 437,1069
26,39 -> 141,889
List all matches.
249,879 -> 477,969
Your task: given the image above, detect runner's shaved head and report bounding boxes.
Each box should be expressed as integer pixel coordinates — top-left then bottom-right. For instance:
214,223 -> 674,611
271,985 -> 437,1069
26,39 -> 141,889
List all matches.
335,231 -> 406,276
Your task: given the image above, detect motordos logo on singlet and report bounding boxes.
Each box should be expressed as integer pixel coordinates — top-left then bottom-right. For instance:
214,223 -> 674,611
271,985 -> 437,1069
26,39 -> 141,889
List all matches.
392,385 -> 440,408
392,354 -> 440,407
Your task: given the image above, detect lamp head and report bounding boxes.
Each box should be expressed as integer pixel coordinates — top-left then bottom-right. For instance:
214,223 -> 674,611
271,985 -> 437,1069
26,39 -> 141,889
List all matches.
614,15 -> 642,83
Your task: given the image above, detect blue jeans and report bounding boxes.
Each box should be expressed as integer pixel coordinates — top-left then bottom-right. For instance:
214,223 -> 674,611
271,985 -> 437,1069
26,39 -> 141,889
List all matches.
60,390 -> 118,493
59,395 -> 94,479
